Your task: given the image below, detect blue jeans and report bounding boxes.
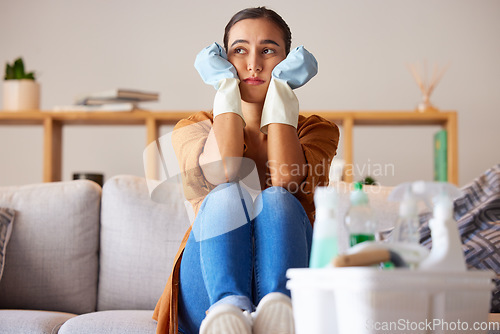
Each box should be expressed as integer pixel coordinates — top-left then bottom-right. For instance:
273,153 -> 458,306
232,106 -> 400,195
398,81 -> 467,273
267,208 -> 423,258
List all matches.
177,182 -> 313,334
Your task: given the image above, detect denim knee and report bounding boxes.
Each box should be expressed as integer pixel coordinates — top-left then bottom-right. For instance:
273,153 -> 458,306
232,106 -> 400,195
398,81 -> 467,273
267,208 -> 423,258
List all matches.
255,186 -> 310,224
192,182 -> 254,241
259,186 -> 300,210
207,182 -> 254,211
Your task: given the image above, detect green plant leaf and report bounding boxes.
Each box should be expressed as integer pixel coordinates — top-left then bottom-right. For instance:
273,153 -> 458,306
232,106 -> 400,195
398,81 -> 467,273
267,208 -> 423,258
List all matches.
4,58 -> 36,80
360,176 -> 377,185
5,63 -> 15,80
13,58 -> 25,79
25,72 -> 35,80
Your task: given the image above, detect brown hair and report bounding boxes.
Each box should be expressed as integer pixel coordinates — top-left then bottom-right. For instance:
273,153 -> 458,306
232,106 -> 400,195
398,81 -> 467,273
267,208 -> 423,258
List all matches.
223,7 -> 292,54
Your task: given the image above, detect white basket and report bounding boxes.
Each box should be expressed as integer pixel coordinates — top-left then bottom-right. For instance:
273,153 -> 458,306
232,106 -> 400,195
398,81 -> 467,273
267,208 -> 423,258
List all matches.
287,268 -> 494,334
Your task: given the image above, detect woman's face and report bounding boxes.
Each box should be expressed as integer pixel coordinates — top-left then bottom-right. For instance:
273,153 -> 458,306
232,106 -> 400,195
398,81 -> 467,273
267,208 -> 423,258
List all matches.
226,18 -> 287,104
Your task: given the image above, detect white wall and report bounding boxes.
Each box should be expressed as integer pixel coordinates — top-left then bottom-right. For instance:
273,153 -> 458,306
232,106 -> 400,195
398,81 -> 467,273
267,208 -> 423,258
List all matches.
1,0 -> 499,187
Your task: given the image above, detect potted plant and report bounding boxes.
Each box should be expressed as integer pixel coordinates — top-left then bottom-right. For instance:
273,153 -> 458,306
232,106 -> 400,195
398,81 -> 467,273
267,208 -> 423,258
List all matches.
3,57 -> 40,111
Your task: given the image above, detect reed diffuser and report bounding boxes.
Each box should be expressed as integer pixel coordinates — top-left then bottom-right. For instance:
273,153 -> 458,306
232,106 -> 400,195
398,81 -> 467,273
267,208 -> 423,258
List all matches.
408,61 -> 449,113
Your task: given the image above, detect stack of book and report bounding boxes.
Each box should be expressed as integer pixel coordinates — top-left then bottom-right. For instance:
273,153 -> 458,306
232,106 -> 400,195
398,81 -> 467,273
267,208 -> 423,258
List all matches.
53,89 -> 159,112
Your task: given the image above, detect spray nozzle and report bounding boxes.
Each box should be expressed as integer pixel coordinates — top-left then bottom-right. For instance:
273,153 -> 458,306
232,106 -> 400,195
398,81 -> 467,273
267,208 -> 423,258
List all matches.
411,182 -> 462,218
388,182 -> 423,218
389,181 -> 461,212
430,184 -> 460,220
411,181 -> 461,200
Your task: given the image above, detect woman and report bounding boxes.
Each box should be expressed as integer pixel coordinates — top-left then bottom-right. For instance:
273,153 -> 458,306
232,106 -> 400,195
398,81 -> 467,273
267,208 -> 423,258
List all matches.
153,7 -> 339,334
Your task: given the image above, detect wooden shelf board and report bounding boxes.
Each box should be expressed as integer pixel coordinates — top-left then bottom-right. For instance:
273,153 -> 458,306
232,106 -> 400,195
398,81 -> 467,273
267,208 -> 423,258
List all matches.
0,109 -> 458,184
0,111 -> 46,125
1,110 -> 455,125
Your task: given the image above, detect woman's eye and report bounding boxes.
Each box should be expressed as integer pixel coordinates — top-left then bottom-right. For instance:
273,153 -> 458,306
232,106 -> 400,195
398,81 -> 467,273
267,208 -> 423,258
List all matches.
262,48 -> 275,55
234,48 -> 246,54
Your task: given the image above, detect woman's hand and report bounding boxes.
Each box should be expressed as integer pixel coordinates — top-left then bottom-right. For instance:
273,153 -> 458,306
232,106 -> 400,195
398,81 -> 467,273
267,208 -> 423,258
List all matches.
264,46 -> 318,189
270,45 -> 318,89
260,46 -> 317,134
195,42 -> 238,88
195,43 -> 245,185
195,43 -> 245,124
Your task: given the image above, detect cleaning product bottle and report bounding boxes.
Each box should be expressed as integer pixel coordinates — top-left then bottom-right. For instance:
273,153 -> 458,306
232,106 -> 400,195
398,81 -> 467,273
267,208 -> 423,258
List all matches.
309,186 -> 339,268
418,182 -> 466,271
344,182 -> 375,247
389,184 -> 420,244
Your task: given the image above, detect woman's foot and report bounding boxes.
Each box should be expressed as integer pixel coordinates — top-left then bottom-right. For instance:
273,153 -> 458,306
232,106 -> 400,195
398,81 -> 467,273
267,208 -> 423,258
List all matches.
200,303 -> 252,334
252,292 -> 295,334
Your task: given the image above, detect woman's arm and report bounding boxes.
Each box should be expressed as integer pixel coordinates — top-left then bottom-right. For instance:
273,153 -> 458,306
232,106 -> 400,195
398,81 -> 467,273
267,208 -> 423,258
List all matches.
267,123 -> 307,188
199,113 -> 245,185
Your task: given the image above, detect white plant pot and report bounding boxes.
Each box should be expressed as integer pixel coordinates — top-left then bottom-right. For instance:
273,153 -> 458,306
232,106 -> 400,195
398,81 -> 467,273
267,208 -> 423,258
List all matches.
2,79 -> 40,111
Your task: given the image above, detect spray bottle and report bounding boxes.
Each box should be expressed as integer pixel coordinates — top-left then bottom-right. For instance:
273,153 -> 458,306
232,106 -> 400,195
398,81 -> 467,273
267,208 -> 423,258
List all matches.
387,182 -> 434,268
309,186 -> 339,268
388,182 -> 421,244
345,182 -> 375,247
413,181 -> 466,271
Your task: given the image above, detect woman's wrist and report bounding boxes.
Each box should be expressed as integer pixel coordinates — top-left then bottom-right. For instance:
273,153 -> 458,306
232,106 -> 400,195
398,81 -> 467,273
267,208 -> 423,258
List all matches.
266,123 -> 307,188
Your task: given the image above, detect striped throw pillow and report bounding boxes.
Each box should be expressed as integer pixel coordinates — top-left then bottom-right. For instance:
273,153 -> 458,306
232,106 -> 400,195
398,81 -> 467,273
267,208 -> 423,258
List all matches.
0,207 -> 15,281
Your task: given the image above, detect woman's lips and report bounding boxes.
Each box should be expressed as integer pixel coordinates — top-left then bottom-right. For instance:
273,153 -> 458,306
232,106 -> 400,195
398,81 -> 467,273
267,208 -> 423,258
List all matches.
243,77 -> 265,85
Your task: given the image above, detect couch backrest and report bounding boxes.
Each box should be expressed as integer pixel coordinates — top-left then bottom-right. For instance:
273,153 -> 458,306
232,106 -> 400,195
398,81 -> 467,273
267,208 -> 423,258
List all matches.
0,180 -> 101,314
97,175 -> 190,311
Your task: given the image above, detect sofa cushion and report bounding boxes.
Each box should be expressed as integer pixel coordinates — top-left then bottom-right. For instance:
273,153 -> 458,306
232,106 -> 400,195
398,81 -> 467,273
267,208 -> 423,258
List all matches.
0,310 -> 76,334
0,207 -> 15,281
58,310 -> 156,334
97,175 -> 190,311
0,180 -> 101,314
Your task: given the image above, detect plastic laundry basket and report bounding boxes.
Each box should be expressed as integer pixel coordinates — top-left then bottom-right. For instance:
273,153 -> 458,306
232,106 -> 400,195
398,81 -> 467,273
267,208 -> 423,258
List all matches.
287,267 -> 494,334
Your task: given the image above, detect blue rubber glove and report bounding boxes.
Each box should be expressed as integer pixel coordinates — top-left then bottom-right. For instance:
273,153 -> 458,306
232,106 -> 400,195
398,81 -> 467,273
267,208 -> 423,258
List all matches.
194,42 -> 239,89
194,42 -> 243,122
271,45 -> 318,89
260,46 -> 318,133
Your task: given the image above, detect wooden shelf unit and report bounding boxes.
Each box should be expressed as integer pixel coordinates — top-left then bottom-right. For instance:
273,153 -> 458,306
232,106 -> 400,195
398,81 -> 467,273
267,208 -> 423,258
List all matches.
0,110 -> 458,184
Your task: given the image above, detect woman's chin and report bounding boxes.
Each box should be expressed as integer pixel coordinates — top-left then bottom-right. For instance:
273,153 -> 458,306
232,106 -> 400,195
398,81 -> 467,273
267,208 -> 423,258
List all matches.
240,85 -> 268,105
242,97 -> 264,105
241,92 -> 266,105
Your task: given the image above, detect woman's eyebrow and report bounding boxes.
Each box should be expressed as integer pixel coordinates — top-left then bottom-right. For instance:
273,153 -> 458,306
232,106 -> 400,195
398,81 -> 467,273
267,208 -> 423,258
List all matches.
261,39 -> 280,47
230,39 -> 281,47
231,39 -> 248,47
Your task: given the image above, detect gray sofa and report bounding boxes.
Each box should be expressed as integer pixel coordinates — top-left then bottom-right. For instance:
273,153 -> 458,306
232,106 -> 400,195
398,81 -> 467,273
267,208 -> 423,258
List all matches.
1,174 -> 498,333
0,175 -> 189,333
0,174 -> 401,333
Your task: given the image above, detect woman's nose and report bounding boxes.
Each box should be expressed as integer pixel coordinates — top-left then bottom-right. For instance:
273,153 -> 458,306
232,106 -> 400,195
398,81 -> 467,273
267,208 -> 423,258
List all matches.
247,54 -> 262,73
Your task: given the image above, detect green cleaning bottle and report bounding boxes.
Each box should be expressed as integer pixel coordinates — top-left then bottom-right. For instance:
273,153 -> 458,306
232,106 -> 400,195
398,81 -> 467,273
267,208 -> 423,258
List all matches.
309,187 -> 339,268
345,182 -> 376,247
